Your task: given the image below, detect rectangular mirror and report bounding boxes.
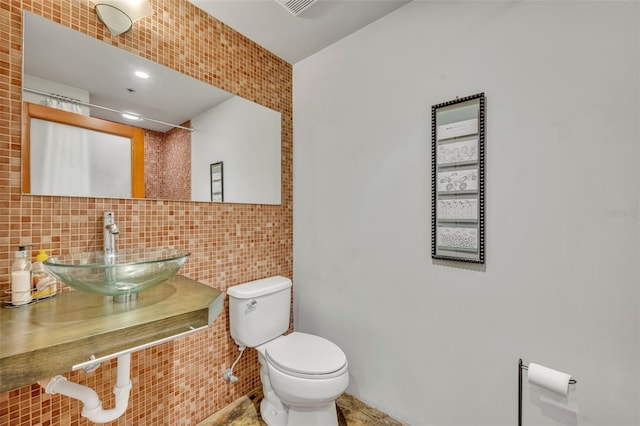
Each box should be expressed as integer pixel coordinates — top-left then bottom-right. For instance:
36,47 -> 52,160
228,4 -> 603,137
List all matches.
22,11 -> 282,205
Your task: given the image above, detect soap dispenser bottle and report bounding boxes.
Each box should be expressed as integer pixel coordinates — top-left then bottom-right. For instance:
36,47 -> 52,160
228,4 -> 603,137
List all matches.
32,249 -> 56,299
11,245 -> 32,306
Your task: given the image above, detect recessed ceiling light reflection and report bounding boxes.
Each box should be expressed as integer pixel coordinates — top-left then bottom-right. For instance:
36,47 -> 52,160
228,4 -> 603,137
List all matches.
122,113 -> 141,121
134,71 -> 149,79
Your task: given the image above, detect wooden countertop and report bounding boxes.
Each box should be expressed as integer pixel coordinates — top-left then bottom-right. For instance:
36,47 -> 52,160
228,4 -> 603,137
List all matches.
0,275 -> 223,393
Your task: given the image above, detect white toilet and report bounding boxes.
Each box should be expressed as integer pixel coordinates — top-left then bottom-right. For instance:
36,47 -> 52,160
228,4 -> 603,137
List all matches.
227,276 -> 349,426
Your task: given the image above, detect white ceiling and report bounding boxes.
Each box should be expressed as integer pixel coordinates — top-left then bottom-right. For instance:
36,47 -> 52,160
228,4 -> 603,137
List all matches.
188,0 -> 411,64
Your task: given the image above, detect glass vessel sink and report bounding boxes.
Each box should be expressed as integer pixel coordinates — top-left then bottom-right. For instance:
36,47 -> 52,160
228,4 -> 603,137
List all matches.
44,248 -> 190,296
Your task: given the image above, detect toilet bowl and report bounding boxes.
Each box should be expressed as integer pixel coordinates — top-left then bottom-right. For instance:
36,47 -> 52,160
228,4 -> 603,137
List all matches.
257,332 -> 349,426
227,276 -> 349,426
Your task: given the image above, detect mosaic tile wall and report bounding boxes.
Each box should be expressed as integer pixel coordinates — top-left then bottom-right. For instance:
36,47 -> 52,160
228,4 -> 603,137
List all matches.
144,129 -> 166,199
161,126 -> 191,201
0,0 -> 292,424
144,126 -> 191,200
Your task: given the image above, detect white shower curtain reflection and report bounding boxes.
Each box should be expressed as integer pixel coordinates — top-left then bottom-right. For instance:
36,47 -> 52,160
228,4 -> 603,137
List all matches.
31,99 -> 91,196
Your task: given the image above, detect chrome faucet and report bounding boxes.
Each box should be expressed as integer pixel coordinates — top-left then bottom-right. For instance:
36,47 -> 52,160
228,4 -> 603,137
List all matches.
103,211 -> 132,303
103,211 -> 120,254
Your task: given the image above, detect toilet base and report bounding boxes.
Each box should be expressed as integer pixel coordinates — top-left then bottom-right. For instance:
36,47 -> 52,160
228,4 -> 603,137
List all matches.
260,398 -> 339,426
260,397 -> 288,426
286,402 -> 339,426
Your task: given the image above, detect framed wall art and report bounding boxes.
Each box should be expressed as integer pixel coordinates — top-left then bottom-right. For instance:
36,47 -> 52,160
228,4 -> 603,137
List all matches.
210,161 -> 223,202
431,93 -> 485,263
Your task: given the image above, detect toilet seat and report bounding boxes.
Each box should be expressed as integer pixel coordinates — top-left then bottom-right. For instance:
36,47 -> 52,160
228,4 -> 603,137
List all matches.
265,332 -> 348,379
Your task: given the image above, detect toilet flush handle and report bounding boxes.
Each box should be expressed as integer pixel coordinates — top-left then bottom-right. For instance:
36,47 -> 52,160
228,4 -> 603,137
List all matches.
247,300 -> 257,308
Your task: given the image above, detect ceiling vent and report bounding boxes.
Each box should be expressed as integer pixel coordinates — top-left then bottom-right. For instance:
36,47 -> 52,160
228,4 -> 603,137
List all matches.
276,0 -> 318,16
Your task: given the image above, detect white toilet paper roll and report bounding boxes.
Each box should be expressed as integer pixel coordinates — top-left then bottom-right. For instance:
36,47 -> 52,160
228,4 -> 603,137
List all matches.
528,363 -> 572,396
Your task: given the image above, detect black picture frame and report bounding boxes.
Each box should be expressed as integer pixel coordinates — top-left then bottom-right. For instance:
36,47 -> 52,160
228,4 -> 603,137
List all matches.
210,162 -> 223,202
431,93 -> 485,263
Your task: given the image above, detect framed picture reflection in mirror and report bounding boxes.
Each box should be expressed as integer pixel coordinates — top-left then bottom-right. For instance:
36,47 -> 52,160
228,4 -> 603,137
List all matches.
211,162 -> 223,202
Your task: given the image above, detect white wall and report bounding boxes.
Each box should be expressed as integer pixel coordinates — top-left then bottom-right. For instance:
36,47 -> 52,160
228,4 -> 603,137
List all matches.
191,96 -> 281,204
293,2 -> 639,425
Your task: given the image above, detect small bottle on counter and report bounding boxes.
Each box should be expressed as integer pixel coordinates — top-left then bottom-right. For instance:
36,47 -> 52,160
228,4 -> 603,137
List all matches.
32,249 -> 56,299
11,245 -> 32,306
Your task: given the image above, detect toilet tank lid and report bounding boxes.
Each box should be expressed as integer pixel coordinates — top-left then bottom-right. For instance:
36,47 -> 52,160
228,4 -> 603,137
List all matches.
227,276 -> 292,299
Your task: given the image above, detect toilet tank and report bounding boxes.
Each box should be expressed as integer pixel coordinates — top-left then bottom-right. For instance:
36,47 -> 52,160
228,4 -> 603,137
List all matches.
227,276 -> 292,347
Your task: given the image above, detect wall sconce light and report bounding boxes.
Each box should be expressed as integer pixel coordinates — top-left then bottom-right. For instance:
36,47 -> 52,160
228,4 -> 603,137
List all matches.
95,0 -> 153,36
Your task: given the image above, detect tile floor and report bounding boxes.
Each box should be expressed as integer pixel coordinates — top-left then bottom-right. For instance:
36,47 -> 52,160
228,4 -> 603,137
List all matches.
198,389 -> 406,426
